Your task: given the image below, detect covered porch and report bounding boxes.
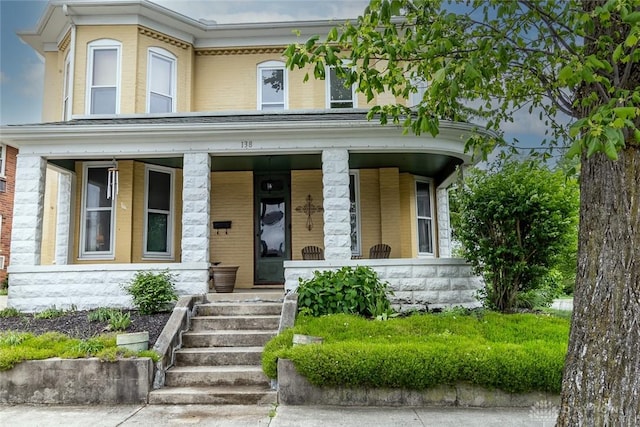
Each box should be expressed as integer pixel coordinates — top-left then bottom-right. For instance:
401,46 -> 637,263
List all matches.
2,111 -> 483,311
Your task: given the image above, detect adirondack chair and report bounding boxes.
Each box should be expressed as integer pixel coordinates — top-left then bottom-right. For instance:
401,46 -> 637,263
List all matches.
301,245 -> 324,260
369,243 -> 391,259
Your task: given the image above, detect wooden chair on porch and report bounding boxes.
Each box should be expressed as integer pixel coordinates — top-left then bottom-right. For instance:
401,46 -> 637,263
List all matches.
301,245 -> 324,260
369,243 -> 391,259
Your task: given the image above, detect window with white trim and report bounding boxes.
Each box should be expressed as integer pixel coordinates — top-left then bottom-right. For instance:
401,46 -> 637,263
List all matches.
147,48 -> 176,113
86,39 -> 121,115
416,179 -> 435,255
349,171 -> 361,256
63,52 -> 72,120
80,163 -> 114,258
409,78 -> 428,107
144,166 -> 174,257
257,61 -> 287,110
327,65 -> 355,109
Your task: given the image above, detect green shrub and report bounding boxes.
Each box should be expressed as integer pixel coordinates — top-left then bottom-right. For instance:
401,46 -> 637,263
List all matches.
263,312 -> 569,394
0,307 -> 21,318
452,160 -> 579,312
108,311 -> 131,331
87,308 -> 131,331
297,266 -> 393,318
122,270 -> 178,315
34,306 -> 68,320
87,307 -> 119,322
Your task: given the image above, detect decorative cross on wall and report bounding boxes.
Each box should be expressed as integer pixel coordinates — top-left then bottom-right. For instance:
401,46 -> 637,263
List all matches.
295,194 -> 324,231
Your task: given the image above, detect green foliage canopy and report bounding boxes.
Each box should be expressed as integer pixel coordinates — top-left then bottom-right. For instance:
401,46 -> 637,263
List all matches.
285,0 -> 640,159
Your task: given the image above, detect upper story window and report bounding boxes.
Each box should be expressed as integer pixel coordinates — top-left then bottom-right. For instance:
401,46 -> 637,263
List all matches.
327,65 -> 355,109
80,163 -> 115,258
147,48 -> 176,113
86,39 -> 121,115
258,61 -> 287,110
63,52 -> 72,120
144,165 -> 174,258
416,179 -> 435,256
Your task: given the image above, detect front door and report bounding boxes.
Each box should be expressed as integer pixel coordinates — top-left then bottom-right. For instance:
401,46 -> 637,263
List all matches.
255,173 -> 290,285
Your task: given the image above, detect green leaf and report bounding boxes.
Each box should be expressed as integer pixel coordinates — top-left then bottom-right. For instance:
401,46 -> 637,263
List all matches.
622,11 -> 640,23
433,68 -> 446,84
603,140 -> 619,160
566,140 -> 583,158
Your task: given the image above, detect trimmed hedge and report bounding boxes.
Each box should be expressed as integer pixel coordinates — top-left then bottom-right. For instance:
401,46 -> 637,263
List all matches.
262,311 -> 568,393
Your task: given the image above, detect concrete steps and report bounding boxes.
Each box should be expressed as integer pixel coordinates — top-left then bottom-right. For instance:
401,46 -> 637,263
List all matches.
149,292 -> 283,405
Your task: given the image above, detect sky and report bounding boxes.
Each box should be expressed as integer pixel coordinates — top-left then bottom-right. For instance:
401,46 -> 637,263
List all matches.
0,0 -> 554,158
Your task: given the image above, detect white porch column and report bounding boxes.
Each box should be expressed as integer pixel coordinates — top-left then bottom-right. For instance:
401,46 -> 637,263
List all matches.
436,186 -> 451,257
54,171 -> 73,265
181,152 -> 211,263
322,148 -> 351,260
10,155 -> 46,266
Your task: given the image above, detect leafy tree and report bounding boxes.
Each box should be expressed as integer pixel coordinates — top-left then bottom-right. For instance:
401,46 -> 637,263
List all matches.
285,0 -> 640,424
453,160 -> 579,312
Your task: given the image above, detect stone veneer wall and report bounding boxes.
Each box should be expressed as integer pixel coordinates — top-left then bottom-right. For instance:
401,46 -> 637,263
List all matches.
7,263 -> 208,312
284,258 -> 483,311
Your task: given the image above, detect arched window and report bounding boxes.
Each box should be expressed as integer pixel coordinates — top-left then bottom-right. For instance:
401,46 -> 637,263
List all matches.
86,39 -> 121,115
257,60 -> 287,110
147,47 -> 177,113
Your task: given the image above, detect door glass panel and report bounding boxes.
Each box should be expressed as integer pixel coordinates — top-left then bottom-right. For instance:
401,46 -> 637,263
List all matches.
259,197 -> 285,258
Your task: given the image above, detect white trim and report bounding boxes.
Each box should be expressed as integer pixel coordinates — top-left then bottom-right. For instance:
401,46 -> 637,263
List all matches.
415,177 -> 436,257
62,51 -> 72,120
85,39 -> 121,115
0,144 -> 5,177
143,164 -> 175,259
146,47 -> 177,113
0,255 -> 5,270
326,64 -> 357,109
257,60 -> 288,110
0,214 -> 3,249
79,162 -> 115,259
349,170 -> 362,256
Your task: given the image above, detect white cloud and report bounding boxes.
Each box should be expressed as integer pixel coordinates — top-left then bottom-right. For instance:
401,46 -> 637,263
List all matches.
154,0 -> 368,24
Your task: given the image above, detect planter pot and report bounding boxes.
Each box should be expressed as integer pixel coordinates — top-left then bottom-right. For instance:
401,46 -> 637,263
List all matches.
116,331 -> 149,352
210,265 -> 239,293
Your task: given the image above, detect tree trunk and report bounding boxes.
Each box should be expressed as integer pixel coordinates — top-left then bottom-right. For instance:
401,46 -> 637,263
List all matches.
557,147 -> 640,426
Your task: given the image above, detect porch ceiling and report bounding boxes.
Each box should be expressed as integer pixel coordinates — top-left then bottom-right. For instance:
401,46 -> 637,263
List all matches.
49,153 -> 461,183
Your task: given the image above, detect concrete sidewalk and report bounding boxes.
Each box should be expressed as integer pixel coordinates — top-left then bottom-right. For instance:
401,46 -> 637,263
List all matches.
0,404 -> 558,427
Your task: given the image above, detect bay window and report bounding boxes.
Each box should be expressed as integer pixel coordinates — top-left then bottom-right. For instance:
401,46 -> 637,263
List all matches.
147,48 -> 176,113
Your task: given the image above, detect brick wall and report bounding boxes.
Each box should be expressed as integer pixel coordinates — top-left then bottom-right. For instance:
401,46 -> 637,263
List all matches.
0,145 -> 17,285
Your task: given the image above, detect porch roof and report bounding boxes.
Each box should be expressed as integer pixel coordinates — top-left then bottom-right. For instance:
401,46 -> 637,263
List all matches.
1,110 -> 489,185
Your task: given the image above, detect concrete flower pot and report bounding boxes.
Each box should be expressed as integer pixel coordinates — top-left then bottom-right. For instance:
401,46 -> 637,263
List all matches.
210,265 -> 239,293
116,331 -> 149,352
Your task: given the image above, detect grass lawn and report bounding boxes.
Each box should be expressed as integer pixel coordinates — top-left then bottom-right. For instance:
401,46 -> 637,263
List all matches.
263,310 -> 570,394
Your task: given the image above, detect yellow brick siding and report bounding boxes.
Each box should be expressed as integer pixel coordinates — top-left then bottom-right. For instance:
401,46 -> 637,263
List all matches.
210,171 -> 254,288
194,55 -> 259,111
378,168 -> 402,258
42,52 -> 62,122
113,161 -> 134,262
291,170 -> 324,259
357,169 -> 381,256
399,173 -> 415,258
40,168 -> 60,265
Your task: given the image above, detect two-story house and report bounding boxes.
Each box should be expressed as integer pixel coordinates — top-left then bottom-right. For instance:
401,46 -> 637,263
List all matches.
0,0 -> 484,312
